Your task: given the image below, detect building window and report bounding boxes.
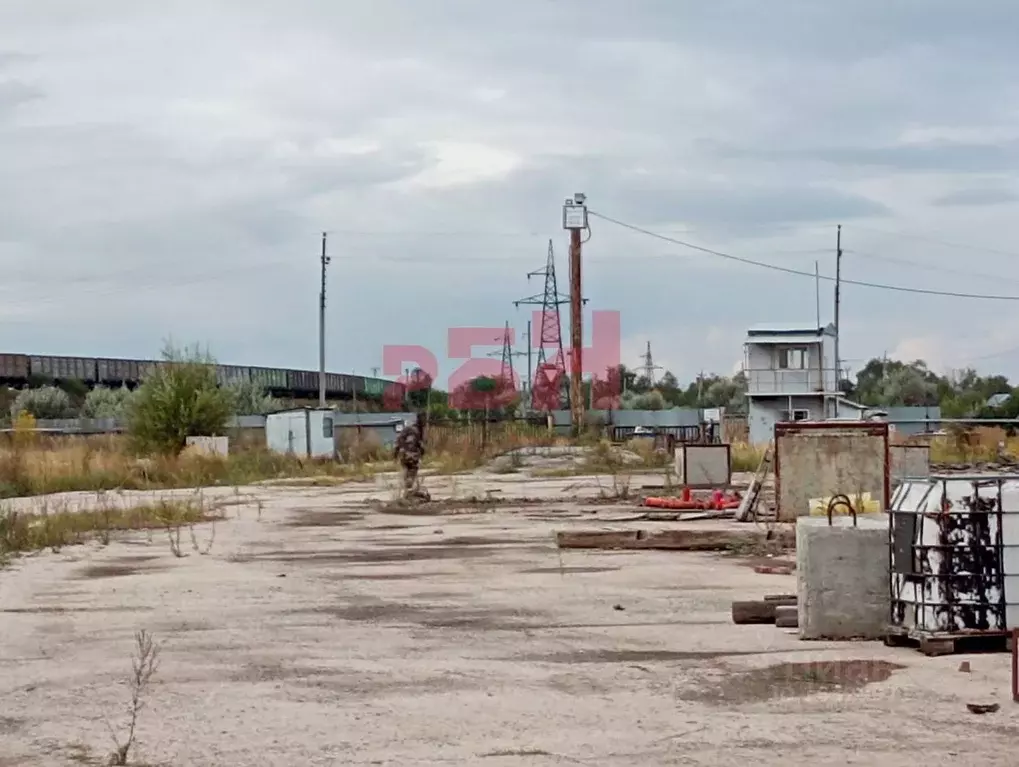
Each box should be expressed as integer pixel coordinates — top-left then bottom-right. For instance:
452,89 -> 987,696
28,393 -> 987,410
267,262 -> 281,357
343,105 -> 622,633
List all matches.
778,347 -> 807,370
322,415 -> 333,438
783,409 -> 810,422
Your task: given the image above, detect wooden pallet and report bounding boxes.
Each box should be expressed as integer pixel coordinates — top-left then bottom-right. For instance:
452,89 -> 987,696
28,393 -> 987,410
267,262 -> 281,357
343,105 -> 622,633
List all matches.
884,626 -> 1013,656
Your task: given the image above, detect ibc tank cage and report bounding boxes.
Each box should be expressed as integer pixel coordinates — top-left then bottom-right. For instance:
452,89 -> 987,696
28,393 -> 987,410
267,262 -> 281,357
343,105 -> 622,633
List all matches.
889,474 -> 1019,637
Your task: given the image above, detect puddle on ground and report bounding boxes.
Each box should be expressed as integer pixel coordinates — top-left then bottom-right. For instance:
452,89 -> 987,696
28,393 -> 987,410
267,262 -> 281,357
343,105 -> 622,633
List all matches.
283,510 -> 365,527
294,597 -> 541,631
519,566 -> 619,574
683,659 -> 905,704
77,559 -> 164,579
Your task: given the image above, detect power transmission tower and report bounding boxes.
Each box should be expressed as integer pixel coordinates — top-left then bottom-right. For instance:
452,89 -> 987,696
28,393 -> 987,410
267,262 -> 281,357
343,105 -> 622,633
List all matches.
639,341 -> 663,386
487,321 -> 527,391
318,232 -> 330,407
514,239 -> 584,411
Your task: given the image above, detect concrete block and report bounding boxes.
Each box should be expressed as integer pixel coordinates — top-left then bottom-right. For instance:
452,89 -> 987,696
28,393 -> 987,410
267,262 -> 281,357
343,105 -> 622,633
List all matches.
184,435 -> 229,456
796,515 -> 889,640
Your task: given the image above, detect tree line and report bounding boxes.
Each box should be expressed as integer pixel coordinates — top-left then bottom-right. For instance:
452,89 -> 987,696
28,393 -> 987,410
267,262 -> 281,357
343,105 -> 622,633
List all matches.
399,357 -> 1019,419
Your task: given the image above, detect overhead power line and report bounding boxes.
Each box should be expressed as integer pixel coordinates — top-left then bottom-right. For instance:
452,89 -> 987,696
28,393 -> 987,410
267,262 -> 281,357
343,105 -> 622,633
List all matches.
588,210 -> 1019,301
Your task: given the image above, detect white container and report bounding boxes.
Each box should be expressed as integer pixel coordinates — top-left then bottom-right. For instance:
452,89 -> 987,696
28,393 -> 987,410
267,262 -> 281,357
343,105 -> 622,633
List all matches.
888,475 -> 1019,635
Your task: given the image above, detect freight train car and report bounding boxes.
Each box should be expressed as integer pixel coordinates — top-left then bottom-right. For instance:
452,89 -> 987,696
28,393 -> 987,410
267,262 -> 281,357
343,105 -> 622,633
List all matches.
30,355 -> 98,383
97,358 -> 140,386
249,366 -> 288,393
0,353 -> 29,382
215,365 -> 250,387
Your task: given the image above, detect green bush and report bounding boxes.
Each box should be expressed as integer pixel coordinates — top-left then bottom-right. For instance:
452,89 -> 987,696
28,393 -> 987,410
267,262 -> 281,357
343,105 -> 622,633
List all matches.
10,386 -> 75,420
225,378 -> 279,415
128,343 -> 234,455
82,385 -> 135,420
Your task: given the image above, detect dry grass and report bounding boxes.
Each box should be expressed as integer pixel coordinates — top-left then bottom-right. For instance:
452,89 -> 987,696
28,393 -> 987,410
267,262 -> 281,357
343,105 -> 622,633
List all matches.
0,495 -> 219,558
0,434 -> 391,500
426,422 -> 566,474
728,426 -> 1019,474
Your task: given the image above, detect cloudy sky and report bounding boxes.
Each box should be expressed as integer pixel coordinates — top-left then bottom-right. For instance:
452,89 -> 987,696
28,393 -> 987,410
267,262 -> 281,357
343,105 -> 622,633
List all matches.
2,1 -> 1019,391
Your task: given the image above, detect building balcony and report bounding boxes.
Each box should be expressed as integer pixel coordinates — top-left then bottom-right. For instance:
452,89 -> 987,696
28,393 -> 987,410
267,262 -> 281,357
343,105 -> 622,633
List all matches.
745,367 -> 836,395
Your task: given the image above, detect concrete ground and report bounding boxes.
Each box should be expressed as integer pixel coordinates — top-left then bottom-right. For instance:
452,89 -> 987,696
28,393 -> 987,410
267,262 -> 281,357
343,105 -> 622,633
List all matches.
2,471 -> 1017,766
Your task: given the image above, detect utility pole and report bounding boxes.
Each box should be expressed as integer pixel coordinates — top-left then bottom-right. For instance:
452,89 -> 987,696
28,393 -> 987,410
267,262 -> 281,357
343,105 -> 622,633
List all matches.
525,319 -> 532,410
834,225 -> 842,398
563,194 -> 588,436
319,231 -> 330,408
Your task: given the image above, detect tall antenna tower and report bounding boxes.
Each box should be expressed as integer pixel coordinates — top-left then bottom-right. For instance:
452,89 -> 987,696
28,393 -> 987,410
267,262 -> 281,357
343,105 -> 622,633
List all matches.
639,341 -> 663,386
515,239 -> 584,410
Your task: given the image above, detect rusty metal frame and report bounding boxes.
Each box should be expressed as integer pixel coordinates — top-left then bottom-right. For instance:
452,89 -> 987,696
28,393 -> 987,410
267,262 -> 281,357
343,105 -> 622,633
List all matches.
773,421 -> 891,518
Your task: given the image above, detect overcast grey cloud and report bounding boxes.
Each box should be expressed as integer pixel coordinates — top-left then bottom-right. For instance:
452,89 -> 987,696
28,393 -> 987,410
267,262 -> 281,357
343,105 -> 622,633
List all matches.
3,1 -> 1019,388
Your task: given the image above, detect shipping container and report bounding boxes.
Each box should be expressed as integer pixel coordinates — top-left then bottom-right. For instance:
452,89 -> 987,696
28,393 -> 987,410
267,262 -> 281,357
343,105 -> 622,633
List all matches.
351,376 -> 366,394
324,372 -> 342,394
250,367 -> 288,390
363,378 -> 385,396
336,374 -> 352,394
0,353 -> 29,379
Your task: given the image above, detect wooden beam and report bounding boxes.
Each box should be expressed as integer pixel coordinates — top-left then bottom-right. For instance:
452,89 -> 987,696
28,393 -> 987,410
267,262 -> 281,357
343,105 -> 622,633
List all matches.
732,597 -> 797,625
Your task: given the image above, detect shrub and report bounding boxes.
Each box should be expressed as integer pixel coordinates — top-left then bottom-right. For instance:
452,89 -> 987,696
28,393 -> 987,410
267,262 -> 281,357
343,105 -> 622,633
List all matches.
225,378 -> 279,415
82,385 -> 135,420
128,343 -> 234,455
10,386 -> 75,420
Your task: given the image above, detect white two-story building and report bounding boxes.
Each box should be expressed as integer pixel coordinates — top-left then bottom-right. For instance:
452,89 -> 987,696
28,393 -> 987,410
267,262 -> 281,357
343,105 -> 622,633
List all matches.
743,322 -> 865,444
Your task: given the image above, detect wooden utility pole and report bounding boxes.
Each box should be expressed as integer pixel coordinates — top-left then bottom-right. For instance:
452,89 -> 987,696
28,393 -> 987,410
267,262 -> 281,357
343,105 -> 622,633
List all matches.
834,225 -> 842,396
569,226 -> 583,434
563,194 -> 588,437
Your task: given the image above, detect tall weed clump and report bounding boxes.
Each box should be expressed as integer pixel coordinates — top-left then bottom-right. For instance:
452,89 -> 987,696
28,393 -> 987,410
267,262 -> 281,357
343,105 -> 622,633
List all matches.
128,343 -> 234,455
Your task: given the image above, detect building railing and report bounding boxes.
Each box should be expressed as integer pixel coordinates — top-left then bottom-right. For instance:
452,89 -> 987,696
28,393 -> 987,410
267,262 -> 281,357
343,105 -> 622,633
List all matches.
745,367 -> 836,395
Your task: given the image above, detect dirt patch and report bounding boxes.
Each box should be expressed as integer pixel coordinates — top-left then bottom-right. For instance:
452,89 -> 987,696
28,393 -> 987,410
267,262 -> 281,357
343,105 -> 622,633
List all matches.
0,717 -> 25,734
76,555 -> 164,580
370,524 -> 415,531
685,659 -> 905,704
336,572 -> 456,581
297,598 -> 541,631
248,545 -> 499,564
520,566 -> 619,574
518,649 -> 779,664
284,509 -> 365,527
383,535 -> 530,548
0,606 -> 147,614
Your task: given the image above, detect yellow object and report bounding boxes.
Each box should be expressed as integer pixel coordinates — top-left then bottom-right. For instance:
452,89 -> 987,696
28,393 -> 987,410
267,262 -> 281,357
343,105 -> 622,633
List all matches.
808,492 -> 881,516
13,411 -> 37,447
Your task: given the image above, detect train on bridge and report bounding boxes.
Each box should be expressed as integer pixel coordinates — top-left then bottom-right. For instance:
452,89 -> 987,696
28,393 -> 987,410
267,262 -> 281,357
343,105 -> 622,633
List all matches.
0,352 -> 404,401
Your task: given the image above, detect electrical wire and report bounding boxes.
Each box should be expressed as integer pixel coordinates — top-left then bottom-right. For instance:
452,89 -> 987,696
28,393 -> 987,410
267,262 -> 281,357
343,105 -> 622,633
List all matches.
589,210 -> 1019,301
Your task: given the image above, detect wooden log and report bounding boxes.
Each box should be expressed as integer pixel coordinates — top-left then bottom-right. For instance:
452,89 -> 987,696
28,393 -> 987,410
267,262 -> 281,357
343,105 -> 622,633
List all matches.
555,526 -> 795,552
774,605 -> 799,628
732,597 -> 797,624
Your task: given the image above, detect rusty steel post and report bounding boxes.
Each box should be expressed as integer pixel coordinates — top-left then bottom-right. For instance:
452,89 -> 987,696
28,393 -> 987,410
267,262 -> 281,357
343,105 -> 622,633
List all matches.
569,227 -> 583,436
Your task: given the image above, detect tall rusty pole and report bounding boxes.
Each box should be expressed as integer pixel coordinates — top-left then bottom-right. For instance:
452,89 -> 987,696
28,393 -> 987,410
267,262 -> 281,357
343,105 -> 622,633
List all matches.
563,194 -> 588,437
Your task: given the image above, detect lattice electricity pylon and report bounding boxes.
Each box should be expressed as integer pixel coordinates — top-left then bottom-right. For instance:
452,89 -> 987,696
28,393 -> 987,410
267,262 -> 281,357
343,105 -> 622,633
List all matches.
514,239 -> 586,409
486,321 -> 526,389
639,341 -> 663,386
